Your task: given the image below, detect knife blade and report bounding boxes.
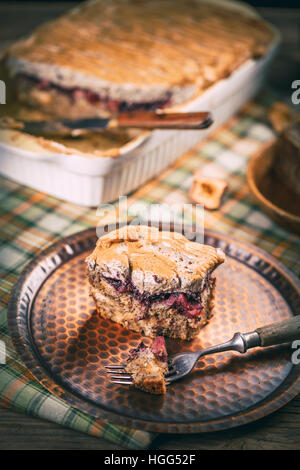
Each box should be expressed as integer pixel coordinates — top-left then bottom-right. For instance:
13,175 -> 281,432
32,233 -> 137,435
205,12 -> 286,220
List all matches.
0,111 -> 213,136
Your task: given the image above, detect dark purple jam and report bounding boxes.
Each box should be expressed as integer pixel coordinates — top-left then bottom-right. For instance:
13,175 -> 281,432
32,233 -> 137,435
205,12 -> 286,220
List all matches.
150,336 -> 168,363
128,337 -> 168,363
103,275 -> 206,320
105,277 -> 128,293
128,340 -> 147,360
15,73 -> 172,113
162,293 -> 203,319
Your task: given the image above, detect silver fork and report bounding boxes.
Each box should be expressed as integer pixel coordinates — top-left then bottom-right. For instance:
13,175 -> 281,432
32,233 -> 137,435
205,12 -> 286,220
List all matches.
106,316 -> 300,385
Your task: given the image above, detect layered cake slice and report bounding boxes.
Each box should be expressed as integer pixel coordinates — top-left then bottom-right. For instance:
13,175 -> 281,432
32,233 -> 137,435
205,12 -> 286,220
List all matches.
86,225 -> 225,340
125,336 -> 168,394
3,0 -> 274,118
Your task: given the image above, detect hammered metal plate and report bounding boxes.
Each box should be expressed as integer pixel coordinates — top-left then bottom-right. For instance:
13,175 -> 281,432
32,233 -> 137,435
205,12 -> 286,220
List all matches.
8,226 -> 300,433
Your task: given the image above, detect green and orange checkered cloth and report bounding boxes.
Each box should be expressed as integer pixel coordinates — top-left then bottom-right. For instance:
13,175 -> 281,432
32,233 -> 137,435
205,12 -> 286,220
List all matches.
0,92 -> 299,449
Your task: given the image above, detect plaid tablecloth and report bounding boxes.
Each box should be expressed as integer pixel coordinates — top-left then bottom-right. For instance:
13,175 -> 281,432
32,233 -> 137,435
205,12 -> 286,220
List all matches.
0,91 -> 299,449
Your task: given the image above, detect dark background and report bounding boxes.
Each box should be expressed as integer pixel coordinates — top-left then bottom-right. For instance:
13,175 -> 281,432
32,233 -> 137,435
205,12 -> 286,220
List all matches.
0,0 -> 298,5
1,0 -> 299,93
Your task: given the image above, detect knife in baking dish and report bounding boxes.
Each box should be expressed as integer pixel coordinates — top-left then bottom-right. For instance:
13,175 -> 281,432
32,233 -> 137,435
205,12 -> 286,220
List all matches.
0,111 -> 213,136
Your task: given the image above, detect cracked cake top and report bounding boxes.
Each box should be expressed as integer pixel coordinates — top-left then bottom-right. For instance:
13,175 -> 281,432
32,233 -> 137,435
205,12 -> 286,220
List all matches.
4,0 -> 274,105
86,225 -> 225,295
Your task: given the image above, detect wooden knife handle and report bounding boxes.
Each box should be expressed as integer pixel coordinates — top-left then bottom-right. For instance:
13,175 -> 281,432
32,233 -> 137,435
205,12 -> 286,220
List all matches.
116,111 -> 213,130
255,316 -> 300,347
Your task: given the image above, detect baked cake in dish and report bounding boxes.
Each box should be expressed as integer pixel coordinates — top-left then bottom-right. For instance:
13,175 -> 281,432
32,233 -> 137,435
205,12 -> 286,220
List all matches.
86,225 -> 225,340
3,0 -> 274,118
125,336 -> 168,394
0,97 -> 145,158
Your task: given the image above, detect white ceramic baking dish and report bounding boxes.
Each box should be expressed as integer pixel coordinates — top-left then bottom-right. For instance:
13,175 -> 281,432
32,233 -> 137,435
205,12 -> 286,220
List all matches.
0,0 -> 280,207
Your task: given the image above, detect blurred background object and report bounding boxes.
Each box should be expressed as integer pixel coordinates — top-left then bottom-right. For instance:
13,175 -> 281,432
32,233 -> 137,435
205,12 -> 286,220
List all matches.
0,1 -> 298,96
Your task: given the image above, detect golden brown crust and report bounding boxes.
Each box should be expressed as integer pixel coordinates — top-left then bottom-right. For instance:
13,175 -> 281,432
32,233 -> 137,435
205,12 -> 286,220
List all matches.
0,127 -> 142,158
5,0 -> 274,108
87,225 -> 225,294
135,377 -> 166,395
0,102 -> 145,158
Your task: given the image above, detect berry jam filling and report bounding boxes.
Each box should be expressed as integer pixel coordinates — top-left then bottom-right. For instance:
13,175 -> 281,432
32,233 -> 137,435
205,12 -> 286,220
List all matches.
162,293 -> 203,319
103,275 -> 208,320
150,336 -> 168,363
128,340 -> 147,360
15,74 -> 172,113
128,337 -> 168,363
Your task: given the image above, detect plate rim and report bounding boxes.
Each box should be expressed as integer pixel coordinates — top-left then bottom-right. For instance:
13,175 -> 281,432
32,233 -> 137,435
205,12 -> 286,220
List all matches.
7,225 -> 300,433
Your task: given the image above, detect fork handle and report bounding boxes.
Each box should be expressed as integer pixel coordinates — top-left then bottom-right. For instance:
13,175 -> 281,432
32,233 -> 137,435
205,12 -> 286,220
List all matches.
252,316 -> 300,348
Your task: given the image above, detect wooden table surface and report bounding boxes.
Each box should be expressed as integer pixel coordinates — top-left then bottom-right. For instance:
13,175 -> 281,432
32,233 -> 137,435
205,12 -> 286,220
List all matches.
0,2 -> 299,451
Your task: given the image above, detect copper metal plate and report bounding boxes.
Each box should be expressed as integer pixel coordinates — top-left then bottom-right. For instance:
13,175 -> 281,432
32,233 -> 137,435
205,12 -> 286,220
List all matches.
8,226 -> 300,433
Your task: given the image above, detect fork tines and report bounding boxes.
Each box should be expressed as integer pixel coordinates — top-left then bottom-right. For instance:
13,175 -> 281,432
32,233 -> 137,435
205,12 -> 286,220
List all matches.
105,364 -> 133,385
105,363 -> 174,385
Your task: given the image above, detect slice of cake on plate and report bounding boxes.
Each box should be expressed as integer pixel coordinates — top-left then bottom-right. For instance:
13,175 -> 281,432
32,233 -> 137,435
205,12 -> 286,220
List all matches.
125,336 -> 168,394
86,225 -> 225,340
